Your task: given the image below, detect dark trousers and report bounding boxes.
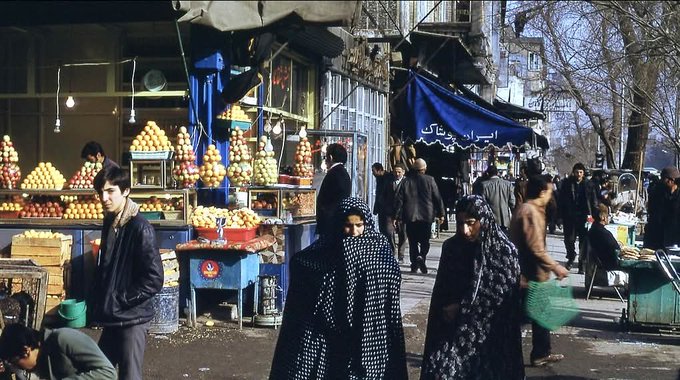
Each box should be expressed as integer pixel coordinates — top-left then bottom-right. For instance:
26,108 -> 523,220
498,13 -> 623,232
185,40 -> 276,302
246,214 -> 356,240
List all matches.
99,322 -> 150,380
530,321 -> 552,360
563,216 -> 588,262
406,221 -> 432,267
395,220 -> 407,260
378,214 -> 398,258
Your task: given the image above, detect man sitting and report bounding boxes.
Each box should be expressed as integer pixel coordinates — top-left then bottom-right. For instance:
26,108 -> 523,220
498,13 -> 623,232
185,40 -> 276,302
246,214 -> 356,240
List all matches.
587,204 -> 628,286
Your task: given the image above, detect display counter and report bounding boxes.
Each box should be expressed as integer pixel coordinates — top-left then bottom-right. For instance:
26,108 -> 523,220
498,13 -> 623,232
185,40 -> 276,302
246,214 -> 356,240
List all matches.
619,258 -> 680,328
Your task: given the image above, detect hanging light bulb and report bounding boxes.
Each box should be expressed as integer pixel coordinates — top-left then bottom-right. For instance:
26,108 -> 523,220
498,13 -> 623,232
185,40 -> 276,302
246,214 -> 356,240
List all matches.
65,96 -> 76,108
129,58 -> 137,124
272,119 -> 282,135
298,125 -> 307,138
264,118 -> 272,133
265,138 -> 274,152
54,118 -> 61,133
129,109 -> 136,124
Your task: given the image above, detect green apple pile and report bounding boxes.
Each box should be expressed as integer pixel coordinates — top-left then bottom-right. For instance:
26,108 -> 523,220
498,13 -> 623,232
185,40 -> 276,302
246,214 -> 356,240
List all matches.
227,127 -> 252,186
253,136 -> 278,186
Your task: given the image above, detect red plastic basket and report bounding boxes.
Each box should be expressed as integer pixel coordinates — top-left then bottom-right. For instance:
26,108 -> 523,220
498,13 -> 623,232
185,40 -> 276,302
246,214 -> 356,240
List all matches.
195,226 -> 258,242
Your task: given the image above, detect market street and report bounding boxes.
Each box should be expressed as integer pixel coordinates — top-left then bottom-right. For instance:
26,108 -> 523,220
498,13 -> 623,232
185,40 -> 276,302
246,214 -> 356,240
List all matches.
134,231 -> 680,379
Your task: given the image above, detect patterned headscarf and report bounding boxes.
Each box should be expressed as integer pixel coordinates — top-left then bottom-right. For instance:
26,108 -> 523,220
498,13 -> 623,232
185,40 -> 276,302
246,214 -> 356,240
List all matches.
423,194 -> 521,379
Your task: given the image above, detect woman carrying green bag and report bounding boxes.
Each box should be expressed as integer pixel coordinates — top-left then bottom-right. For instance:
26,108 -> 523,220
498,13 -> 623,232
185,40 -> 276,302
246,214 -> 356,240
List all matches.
509,175 -> 570,367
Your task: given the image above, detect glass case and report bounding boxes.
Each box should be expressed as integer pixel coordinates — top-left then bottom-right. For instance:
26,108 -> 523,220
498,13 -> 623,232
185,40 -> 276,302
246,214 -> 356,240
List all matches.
248,188 -> 280,218
129,159 -> 173,189
247,187 -> 315,220
281,188 -> 316,219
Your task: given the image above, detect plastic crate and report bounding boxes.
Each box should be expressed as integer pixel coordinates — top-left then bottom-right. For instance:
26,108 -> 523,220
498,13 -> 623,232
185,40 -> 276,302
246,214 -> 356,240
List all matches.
195,226 -> 258,242
140,211 -> 164,220
0,258 -> 49,329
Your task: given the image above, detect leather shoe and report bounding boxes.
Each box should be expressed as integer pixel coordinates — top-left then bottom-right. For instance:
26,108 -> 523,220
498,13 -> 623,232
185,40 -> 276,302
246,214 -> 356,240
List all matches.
531,353 -> 564,366
416,256 -> 428,274
565,259 -> 574,270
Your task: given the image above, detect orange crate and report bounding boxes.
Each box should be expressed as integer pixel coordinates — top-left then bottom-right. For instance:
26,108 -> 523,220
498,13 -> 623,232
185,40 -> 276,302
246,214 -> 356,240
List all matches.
195,226 -> 258,242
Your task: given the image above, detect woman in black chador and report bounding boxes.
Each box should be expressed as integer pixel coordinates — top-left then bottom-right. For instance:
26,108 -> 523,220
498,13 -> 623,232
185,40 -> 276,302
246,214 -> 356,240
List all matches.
269,197 -> 407,380
421,195 -> 524,380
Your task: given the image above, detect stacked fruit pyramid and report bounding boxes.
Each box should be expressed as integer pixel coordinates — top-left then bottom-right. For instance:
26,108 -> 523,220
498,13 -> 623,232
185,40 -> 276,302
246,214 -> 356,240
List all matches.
253,136 -> 278,186
68,161 -> 103,189
129,121 -> 172,152
227,127 -> 253,186
20,162 -> 66,190
293,136 -> 313,177
172,126 -> 200,188
63,197 -> 103,220
0,135 -> 21,189
216,104 -> 251,123
199,144 -> 227,188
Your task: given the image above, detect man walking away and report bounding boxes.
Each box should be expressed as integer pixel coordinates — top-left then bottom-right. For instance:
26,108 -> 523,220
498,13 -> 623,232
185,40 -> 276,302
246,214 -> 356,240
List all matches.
479,165 -> 515,231
559,163 -> 598,273
395,158 -> 445,274
90,166 -> 163,380
380,164 -> 407,262
316,143 -> 352,237
509,175 -> 569,367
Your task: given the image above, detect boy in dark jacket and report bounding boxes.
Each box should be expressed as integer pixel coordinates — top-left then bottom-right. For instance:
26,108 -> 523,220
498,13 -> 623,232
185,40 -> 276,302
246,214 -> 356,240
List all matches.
0,323 -> 116,379
90,166 -> 163,380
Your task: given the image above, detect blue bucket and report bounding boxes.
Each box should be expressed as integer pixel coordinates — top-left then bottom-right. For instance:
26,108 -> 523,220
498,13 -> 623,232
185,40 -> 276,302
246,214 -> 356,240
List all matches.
149,285 -> 179,334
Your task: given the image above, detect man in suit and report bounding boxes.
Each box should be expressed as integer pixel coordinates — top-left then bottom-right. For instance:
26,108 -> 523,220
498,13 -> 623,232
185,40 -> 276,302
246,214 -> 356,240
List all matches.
316,143 -> 351,237
372,162 -> 396,251
476,165 -> 515,231
395,158 -> 445,274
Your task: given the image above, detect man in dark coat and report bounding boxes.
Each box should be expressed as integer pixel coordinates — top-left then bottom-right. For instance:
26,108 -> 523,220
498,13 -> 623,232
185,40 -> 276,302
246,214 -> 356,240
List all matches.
477,165 -> 515,230
644,166 -> 680,249
559,163 -> 599,273
371,162 -> 396,245
81,141 -> 119,170
395,158 -> 445,274
380,164 -> 407,262
316,143 -> 351,237
90,166 -> 163,380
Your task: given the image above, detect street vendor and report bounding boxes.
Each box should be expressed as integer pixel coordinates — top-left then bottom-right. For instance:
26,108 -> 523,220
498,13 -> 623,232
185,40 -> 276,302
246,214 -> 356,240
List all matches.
644,166 -> 680,250
81,141 -> 119,170
588,204 -> 621,270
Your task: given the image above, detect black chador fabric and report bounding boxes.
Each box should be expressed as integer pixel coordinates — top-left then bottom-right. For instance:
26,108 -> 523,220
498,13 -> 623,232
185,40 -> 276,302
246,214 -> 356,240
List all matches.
421,195 -> 524,380
269,197 -> 407,380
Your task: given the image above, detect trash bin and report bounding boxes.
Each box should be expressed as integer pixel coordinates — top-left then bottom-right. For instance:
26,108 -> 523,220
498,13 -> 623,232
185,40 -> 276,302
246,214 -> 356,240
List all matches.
58,299 -> 87,328
149,284 -> 179,334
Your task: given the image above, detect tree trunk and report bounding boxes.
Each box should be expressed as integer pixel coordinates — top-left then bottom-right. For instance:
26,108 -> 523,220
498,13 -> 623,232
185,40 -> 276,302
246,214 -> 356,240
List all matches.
622,86 -> 650,170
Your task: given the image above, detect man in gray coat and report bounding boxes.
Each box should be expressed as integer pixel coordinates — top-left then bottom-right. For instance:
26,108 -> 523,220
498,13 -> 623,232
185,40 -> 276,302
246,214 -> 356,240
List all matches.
395,158 -> 445,274
476,165 -> 515,231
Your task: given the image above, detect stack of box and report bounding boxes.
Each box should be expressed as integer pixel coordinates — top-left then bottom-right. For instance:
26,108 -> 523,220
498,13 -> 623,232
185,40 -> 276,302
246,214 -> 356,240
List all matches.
11,231 -> 72,316
160,249 -> 179,287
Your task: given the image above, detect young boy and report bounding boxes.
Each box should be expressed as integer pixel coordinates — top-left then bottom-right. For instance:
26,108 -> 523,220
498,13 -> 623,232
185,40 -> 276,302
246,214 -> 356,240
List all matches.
0,323 -> 116,379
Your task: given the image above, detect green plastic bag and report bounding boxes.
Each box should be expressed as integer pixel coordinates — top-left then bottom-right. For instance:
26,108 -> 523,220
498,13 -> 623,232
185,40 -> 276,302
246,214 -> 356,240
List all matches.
526,279 -> 580,331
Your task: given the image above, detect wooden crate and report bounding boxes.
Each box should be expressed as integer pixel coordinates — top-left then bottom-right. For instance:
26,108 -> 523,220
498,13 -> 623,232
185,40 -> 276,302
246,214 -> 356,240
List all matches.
11,235 -> 72,266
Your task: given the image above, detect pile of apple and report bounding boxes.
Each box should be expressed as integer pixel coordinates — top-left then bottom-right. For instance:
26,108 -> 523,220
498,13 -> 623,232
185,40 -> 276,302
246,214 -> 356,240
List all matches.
19,199 -> 64,218
0,201 -> 22,212
172,127 -> 200,188
20,162 -> 66,190
217,104 -> 251,122
199,144 -> 227,188
0,135 -> 21,189
68,161 -> 102,189
63,199 -> 103,220
226,127 -> 253,186
293,137 -> 314,177
191,206 -> 261,229
129,121 -> 172,152
140,197 -> 176,212
253,136 -> 278,186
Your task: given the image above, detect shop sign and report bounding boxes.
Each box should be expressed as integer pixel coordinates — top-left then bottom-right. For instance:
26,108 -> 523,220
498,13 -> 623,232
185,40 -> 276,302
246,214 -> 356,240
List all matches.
199,259 -> 221,280
344,37 -> 389,86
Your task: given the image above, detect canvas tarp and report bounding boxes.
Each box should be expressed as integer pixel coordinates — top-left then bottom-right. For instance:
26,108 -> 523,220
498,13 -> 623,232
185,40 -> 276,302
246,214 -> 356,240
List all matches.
174,1 -> 360,32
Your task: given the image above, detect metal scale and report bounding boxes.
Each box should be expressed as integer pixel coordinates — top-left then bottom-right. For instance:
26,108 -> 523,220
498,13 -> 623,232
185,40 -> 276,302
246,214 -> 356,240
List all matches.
253,275 -> 283,328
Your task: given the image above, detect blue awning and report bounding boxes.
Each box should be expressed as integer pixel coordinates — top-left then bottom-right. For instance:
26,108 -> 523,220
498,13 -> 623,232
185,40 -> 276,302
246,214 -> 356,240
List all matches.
402,71 -> 547,150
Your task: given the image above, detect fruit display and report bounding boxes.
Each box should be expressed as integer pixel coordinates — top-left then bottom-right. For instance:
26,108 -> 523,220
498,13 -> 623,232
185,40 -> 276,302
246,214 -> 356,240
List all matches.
0,135 -> 21,189
227,127 -> 253,186
18,230 -> 66,239
250,194 -> 277,211
19,199 -> 64,218
190,206 -> 261,229
253,136 -> 278,186
129,121 -> 172,152
63,198 -> 103,220
68,161 -> 103,189
0,201 -> 22,212
20,162 -> 66,190
293,137 -> 313,177
199,144 -> 227,188
139,196 -> 178,212
282,191 -> 315,217
217,104 -> 251,122
172,126 -> 200,188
